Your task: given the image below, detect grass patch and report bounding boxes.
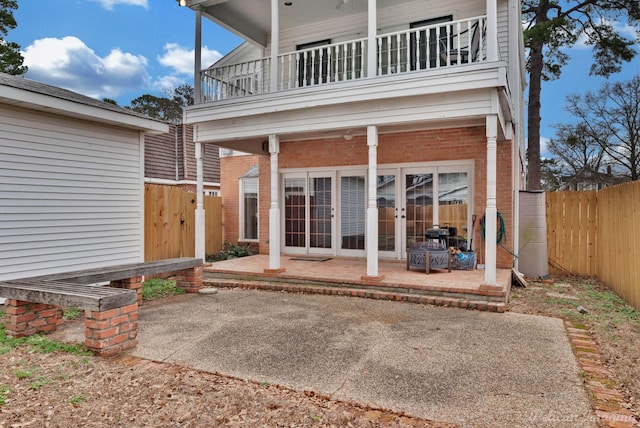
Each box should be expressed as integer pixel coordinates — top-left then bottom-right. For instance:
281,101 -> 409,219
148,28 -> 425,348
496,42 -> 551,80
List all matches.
514,278 -> 640,330
0,313 -> 90,356
67,395 -> 85,406
0,384 -> 10,406
30,376 -> 49,391
62,307 -> 83,320
13,368 -> 35,379
142,278 -> 184,301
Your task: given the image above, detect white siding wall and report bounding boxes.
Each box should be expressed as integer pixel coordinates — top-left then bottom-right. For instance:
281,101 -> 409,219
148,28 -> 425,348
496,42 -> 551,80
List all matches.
497,0 -> 509,62
0,105 -> 144,280
274,0 -> 486,52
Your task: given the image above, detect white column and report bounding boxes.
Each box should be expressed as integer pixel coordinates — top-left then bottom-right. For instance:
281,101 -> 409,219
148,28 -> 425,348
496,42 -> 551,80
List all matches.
366,0 -> 377,78
268,134 -> 281,270
270,0 -> 279,92
366,126 -> 379,277
486,0 -> 498,61
194,6 -> 203,103
195,142 -> 206,260
484,115 -> 498,285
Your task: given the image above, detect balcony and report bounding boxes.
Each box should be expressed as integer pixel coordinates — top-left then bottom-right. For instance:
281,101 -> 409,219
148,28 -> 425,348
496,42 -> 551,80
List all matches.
199,16 -> 487,104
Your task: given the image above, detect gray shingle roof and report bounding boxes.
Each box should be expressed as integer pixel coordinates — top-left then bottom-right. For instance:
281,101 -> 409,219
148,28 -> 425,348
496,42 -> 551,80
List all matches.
0,72 -> 162,123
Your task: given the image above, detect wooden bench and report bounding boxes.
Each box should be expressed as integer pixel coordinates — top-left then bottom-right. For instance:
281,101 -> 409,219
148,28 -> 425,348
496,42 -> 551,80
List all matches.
1,257 -> 204,357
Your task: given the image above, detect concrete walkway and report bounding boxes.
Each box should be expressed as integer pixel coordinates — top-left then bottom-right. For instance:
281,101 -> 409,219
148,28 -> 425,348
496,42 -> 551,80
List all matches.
130,289 -> 596,428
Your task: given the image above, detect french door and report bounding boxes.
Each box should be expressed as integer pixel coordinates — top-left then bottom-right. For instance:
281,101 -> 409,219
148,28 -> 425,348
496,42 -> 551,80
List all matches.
283,172 -> 335,255
281,164 -> 471,258
378,165 -> 471,259
401,166 -> 471,256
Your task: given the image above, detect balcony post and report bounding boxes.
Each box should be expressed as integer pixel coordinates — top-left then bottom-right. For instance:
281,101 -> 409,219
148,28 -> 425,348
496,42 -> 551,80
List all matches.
486,0 -> 498,61
366,0 -> 377,77
195,141 -> 206,261
194,5 -> 202,103
484,115 -> 498,286
266,134 -> 284,273
363,126 -> 383,282
270,0 -> 279,92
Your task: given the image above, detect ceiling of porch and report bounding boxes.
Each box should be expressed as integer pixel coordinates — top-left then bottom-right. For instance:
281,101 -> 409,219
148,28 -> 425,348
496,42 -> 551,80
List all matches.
187,0 -> 417,46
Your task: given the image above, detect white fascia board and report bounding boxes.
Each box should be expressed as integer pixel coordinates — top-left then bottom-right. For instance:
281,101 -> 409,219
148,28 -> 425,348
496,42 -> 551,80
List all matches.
0,86 -> 169,134
195,89 -> 494,142
186,62 -> 508,124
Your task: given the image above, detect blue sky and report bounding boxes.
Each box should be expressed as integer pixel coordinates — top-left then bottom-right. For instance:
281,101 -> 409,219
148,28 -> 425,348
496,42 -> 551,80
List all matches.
12,0 -> 240,105
8,0 -> 640,155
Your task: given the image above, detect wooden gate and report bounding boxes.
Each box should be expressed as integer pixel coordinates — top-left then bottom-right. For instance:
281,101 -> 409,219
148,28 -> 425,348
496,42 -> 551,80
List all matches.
144,184 -> 222,261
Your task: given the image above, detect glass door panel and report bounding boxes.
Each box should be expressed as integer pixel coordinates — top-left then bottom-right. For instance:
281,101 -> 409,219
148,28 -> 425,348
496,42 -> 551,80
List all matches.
309,176 -> 332,249
377,174 -> 397,253
438,172 -> 469,250
340,175 -> 366,251
405,173 -> 434,247
284,177 -> 306,248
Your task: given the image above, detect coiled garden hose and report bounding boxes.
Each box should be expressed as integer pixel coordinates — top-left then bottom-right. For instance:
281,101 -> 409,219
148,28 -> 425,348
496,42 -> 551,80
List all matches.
480,211 -> 517,258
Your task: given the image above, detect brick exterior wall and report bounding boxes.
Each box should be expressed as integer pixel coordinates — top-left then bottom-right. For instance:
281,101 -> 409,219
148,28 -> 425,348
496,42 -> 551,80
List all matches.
220,154 -> 269,249
220,126 -> 515,268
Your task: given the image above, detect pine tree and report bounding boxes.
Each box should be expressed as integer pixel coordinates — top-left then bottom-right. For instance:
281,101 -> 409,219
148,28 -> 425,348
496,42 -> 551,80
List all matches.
0,0 -> 27,75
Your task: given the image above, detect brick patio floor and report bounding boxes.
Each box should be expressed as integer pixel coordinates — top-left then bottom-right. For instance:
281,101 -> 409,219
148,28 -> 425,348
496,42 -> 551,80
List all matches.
204,255 -> 512,311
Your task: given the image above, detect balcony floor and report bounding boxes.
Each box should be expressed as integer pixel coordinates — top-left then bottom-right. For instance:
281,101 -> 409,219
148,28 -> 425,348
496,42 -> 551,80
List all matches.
204,255 -> 511,312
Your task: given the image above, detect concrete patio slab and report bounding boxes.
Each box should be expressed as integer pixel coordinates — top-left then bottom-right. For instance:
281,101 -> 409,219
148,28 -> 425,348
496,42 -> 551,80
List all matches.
131,289 -> 596,428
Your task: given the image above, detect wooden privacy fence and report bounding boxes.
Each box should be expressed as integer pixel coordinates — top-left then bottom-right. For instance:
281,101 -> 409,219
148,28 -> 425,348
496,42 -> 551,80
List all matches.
546,181 -> 640,310
144,184 -> 223,261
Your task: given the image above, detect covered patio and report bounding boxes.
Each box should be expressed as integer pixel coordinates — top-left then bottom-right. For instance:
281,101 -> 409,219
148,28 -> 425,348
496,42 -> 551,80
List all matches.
204,255 -> 511,312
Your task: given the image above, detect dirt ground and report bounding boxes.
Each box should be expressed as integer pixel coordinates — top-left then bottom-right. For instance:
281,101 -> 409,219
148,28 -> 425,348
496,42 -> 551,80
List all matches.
1,276 -> 638,427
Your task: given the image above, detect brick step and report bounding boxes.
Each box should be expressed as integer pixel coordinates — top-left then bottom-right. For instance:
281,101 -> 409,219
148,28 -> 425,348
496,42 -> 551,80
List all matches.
203,276 -> 506,313
205,271 -> 507,302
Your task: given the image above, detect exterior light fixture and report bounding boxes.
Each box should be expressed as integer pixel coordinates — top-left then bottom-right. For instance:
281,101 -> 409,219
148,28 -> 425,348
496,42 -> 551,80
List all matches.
284,2 -> 293,5
177,0 -> 187,6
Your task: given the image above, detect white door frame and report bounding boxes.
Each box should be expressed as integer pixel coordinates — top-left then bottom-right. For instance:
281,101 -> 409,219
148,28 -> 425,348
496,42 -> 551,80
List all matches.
281,171 -> 336,256
280,162 -> 473,258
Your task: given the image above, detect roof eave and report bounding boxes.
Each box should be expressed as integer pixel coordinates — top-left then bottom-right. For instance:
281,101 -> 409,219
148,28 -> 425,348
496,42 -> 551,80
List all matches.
0,86 -> 169,134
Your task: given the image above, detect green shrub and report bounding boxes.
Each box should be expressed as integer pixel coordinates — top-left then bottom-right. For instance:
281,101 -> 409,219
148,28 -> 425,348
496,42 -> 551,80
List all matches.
207,242 -> 255,262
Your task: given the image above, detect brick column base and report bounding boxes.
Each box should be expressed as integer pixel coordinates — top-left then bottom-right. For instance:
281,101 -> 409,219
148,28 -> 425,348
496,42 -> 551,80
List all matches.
4,300 -> 62,337
176,265 -> 203,293
110,276 -> 143,305
85,303 -> 139,357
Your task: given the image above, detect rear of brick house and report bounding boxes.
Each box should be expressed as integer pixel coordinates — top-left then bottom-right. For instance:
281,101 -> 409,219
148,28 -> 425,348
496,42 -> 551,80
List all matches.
180,0 -> 525,285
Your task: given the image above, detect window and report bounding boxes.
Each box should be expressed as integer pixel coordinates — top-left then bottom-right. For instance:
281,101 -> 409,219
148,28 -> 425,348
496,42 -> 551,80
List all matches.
296,39 -> 331,87
410,15 -> 453,70
240,177 -> 258,241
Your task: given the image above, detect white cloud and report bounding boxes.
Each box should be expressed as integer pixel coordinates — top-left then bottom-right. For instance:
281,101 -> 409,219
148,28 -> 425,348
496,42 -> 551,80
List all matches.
22,36 -> 151,100
540,136 -> 551,158
90,0 -> 148,10
158,43 -> 223,75
156,74 -> 186,94
573,19 -> 638,50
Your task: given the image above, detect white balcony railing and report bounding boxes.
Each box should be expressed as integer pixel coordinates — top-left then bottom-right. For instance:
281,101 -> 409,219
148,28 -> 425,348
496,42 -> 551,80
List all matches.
200,58 -> 271,102
200,16 -> 487,103
277,38 -> 366,90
